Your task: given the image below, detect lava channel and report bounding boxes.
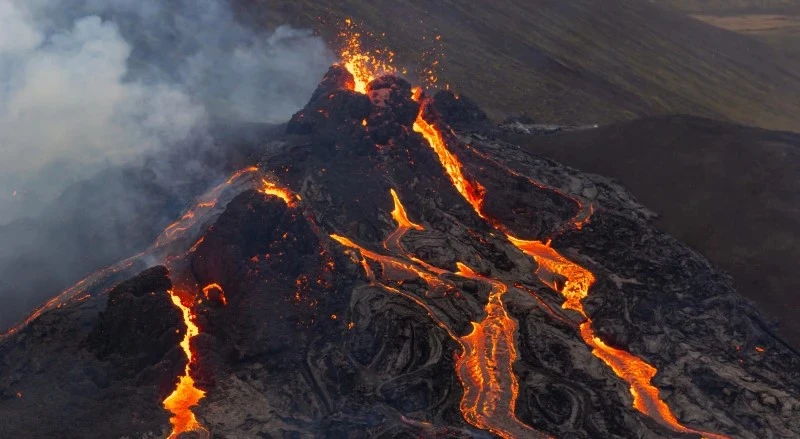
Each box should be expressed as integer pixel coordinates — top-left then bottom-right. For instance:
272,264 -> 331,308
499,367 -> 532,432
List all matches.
163,289 -> 208,439
455,263 -> 551,439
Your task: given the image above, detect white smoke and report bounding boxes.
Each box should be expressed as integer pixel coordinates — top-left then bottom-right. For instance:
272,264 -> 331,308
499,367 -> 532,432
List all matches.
0,0 -> 334,224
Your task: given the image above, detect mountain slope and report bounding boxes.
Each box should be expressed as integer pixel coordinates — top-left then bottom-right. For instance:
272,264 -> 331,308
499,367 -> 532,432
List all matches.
660,0 -> 800,13
504,115 -> 800,349
236,0 -> 800,131
1,69 -> 799,439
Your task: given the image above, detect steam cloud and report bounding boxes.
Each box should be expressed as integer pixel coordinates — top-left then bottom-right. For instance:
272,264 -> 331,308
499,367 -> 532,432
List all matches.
0,0 -> 334,224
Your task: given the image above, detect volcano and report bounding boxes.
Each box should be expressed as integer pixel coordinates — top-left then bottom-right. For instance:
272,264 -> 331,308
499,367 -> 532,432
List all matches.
1,63 -> 799,439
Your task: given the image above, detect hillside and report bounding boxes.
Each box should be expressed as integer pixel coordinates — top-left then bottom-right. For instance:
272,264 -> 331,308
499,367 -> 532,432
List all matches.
234,0 -> 800,132
504,115 -> 800,349
660,0 -> 800,13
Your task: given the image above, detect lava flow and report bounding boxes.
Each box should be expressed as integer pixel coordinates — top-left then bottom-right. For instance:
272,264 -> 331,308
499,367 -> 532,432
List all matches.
157,166 -> 262,246
411,104 -> 486,218
258,177 -> 300,206
0,253 -> 141,338
329,233 -> 458,340
163,290 -> 208,439
507,237 -> 729,439
455,263 -> 551,439
160,171 -> 298,437
334,32 -> 547,435
384,189 -> 423,250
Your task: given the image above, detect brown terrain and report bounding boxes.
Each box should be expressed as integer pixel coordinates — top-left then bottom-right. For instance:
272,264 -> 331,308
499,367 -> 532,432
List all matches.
662,0 -> 800,59
692,13 -> 800,58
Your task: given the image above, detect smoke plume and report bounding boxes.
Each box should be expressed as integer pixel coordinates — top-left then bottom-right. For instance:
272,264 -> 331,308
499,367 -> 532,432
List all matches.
0,0 -> 334,224
0,0 -> 334,329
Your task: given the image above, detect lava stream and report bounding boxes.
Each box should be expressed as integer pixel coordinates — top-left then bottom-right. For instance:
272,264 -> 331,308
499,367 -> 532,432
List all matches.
412,113 -> 486,217
258,178 -> 300,206
465,145 -> 593,230
506,237 -> 729,439
163,290 -> 208,439
1,253 -> 142,338
330,233 -> 458,340
455,263 -> 551,439
384,188 -> 423,252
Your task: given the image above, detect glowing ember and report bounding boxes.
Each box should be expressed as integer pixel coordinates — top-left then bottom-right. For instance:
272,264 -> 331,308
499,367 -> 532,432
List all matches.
163,290 -> 208,439
411,86 -> 423,102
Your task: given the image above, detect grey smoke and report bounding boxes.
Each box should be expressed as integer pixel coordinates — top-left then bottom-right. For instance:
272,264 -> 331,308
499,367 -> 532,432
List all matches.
0,0 -> 334,224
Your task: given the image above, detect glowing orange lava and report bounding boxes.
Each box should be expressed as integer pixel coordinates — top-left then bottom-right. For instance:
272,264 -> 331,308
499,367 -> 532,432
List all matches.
506,237 -> 728,439
163,290 -> 208,439
330,233 -> 458,340
258,178 -> 299,206
384,188 -> 423,250
413,113 -> 486,217
336,43 -> 540,436
338,19 -> 396,93
202,283 -> 228,306
455,263 -> 551,439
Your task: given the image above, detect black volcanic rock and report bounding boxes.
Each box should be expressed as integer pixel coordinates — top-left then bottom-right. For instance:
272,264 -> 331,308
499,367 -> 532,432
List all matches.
88,266 -> 181,374
0,266 -> 186,438
287,66 -> 371,136
366,75 -> 420,144
432,90 -> 490,130
309,65 -> 357,102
